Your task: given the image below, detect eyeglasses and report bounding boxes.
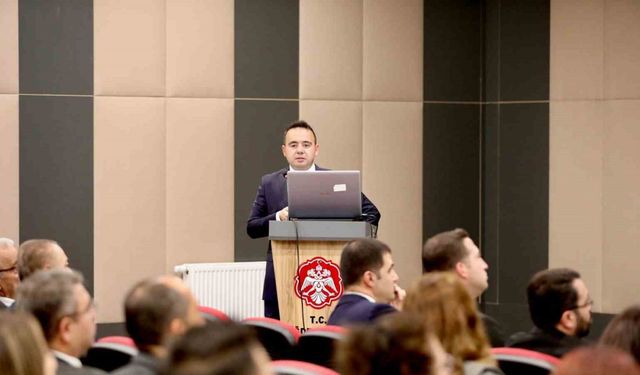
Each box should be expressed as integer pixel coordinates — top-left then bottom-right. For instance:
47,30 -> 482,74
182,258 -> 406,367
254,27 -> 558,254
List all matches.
570,298 -> 594,310
0,265 -> 17,273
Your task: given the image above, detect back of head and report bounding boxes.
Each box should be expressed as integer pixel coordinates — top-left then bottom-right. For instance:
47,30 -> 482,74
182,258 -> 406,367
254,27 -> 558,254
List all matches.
18,239 -> 60,280
403,272 -> 492,368
337,312 -> 438,375
164,321 -> 271,375
0,311 -> 50,375
527,268 -> 580,332
552,346 -> 640,375
340,238 -> 390,287
15,269 -> 83,343
422,229 -> 469,273
600,305 -> 640,364
124,277 -> 190,352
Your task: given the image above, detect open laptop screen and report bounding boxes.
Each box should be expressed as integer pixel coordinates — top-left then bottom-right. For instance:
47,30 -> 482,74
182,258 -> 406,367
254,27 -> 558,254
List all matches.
287,170 -> 362,220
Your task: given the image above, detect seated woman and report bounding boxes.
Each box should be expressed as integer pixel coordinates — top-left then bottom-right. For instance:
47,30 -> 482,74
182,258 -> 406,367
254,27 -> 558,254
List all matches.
599,304 -> 640,364
404,272 -> 502,375
337,312 -> 452,375
0,311 -> 57,375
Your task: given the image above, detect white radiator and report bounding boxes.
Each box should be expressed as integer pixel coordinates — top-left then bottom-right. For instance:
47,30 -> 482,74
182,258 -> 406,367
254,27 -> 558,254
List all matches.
174,261 -> 266,320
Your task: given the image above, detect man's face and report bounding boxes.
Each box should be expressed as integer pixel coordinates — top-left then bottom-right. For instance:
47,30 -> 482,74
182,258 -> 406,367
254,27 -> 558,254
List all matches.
68,284 -> 96,357
371,252 -> 399,303
0,245 -> 20,299
571,278 -> 593,337
459,237 -> 488,299
281,127 -> 319,170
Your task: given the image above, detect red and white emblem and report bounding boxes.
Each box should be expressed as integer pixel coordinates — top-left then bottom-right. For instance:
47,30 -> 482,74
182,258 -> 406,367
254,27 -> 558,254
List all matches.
294,257 -> 343,309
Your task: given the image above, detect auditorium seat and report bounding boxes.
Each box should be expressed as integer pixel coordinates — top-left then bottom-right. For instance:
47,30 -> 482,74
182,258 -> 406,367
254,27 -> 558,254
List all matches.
198,305 -> 231,321
491,347 -> 560,375
81,336 -> 137,372
295,325 -> 345,369
243,317 -> 300,360
271,360 -> 339,375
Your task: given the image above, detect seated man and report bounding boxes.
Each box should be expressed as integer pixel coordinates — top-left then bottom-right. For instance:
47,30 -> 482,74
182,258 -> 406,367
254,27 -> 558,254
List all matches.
422,228 -> 505,346
328,238 -> 404,326
112,275 -> 205,375
0,238 -> 19,309
507,268 -> 592,357
18,239 -> 70,280
16,269 -> 105,374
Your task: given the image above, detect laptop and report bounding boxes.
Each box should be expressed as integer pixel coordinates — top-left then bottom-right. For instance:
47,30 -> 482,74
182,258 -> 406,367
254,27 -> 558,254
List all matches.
287,170 -> 362,220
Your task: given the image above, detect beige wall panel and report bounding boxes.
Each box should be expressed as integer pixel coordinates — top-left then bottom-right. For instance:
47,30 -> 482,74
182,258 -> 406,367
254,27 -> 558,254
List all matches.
0,95 -> 19,241
299,100 -> 362,170
362,101 -> 422,288
363,0 -> 423,101
94,0 -> 166,96
549,101 -> 603,311
602,100 -> 640,313
550,0 -> 604,100
166,98 -> 234,270
299,0 -> 363,100
0,0 -> 18,93
166,0 -> 234,98
95,97 -> 166,323
604,0 -> 640,98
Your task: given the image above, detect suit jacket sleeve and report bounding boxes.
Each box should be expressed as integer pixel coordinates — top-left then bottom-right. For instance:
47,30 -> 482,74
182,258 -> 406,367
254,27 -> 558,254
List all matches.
361,193 -> 381,226
246,176 -> 276,239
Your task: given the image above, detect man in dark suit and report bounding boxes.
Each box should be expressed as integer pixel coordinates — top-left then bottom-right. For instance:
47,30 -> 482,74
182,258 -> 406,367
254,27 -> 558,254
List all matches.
327,238 -> 403,326
16,269 -> 105,374
247,121 -> 381,319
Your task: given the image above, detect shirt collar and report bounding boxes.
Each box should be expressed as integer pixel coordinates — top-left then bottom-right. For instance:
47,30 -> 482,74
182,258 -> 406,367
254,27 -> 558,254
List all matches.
344,291 -> 376,303
53,350 -> 83,368
288,164 -> 316,172
0,296 -> 14,307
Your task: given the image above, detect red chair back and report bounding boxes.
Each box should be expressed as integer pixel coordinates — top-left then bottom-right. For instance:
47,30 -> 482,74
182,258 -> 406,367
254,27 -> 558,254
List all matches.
296,326 -> 345,369
271,360 -> 339,375
198,305 -> 231,321
243,317 -> 300,360
491,347 -> 560,375
81,336 -> 138,372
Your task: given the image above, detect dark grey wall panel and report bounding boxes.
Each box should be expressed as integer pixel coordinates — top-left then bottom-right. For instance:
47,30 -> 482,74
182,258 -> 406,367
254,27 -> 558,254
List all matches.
483,0 -> 501,102
234,100 -> 299,261
19,95 -> 94,294
423,104 -> 480,243
19,0 -> 93,95
424,0 -> 482,102
482,104 -> 500,303
496,103 -> 549,304
499,0 -> 550,101
235,0 -> 298,99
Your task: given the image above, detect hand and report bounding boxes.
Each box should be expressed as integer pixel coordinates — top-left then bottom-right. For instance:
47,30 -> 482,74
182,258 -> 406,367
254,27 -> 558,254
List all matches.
390,284 -> 406,311
278,207 -> 289,221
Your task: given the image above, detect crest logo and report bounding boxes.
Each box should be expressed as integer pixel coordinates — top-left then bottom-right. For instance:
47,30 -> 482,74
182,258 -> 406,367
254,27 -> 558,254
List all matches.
294,257 -> 343,309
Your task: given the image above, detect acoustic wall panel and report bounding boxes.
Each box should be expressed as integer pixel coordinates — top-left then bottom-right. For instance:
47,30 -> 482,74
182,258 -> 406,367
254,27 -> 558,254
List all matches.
604,1 -> 640,98
299,0 -> 363,100
363,101 -> 423,286
550,0 -> 604,100
166,0 -> 234,98
0,0 -> 18,94
0,95 -> 19,241
94,0 -> 166,96
363,0 -> 423,101
299,100 -> 363,171
166,98 -> 235,269
94,97 -> 166,322
20,96 -> 94,292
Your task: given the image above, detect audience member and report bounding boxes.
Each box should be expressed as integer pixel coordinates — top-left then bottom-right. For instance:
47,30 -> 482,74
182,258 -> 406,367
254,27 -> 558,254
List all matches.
337,312 -> 452,375
422,229 -> 504,346
163,321 -> 274,375
0,237 -> 20,308
551,346 -> 640,375
404,272 -> 501,375
15,269 -> 104,375
327,238 -> 404,326
507,268 -> 592,357
18,239 -> 69,280
0,311 -> 57,375
112,275 -> 205,375
600,305 -> 640,364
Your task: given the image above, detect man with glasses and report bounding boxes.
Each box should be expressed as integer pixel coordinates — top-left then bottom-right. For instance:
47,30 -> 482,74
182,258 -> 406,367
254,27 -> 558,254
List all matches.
507,268 -> 593,357
0,238 -> 19,309
16,269 -> 105,374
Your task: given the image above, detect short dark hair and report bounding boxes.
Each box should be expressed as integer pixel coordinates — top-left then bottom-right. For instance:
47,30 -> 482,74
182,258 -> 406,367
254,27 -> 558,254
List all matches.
422,228 -> 470,273
164,321 -> 263,375
283,120 -> 317,144
340,238 -> 391,287
18,239 -> 60,280
527,268 -> 581,331
124,278 -> 190,352
600,305 -> 640,364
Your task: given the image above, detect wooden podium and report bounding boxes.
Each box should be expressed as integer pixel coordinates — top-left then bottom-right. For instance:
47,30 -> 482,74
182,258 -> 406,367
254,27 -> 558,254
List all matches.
269,220 -> 373,331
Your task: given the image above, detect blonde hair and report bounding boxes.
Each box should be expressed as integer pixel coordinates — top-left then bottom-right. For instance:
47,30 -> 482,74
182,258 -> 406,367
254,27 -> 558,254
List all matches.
404,272 -> 494,375
0,311 -> 49,375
